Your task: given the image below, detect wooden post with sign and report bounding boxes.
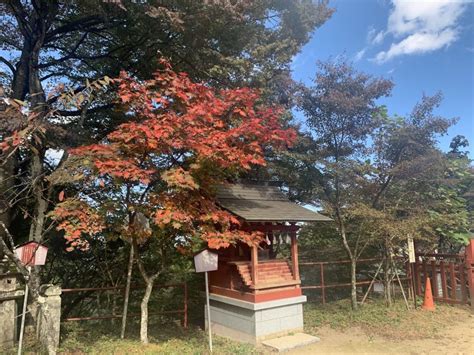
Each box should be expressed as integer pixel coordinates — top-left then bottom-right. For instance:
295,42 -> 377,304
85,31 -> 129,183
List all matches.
407,236 -> 417,309
194,249 -> 218,353
14,242 -> 48,355
465,238 -> 474,312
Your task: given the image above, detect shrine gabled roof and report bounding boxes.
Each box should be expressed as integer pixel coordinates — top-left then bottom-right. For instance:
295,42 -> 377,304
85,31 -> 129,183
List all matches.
216,183 -> 332,223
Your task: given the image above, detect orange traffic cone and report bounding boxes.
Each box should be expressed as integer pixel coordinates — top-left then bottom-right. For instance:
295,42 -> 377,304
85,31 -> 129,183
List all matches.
422,277 -> 435,311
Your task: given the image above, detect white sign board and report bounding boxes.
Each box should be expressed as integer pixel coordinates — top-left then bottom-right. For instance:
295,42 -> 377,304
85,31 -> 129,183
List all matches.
194,249 -> 218,352
194,249 -> 218,273
407,236 -> 415,263
14,242 -> 48,266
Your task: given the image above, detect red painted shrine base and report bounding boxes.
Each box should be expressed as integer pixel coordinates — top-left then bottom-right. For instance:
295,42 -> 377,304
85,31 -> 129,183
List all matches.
210,285 -> 302,303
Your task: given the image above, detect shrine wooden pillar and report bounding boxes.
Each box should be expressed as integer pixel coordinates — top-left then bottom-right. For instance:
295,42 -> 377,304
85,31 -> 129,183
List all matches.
251,244 -> 258,286
290,224 -> 300,281
465,238 -> 474,312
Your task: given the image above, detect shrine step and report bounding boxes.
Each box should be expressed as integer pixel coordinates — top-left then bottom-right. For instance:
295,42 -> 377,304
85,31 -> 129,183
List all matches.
262,333 -> 320,352
238,269 -> 293,278
250,279 -> 301,290
241,274 -> 294,285
238,266 -> 292,273
235,261 -> 292,271
236,261 -> 295,288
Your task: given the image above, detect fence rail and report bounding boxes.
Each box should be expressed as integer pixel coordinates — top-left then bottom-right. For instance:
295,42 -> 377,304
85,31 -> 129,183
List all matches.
299,239 -> 474,309
414,254 -> 471,306
300,257 -> 409,304
60,282 -> 188,328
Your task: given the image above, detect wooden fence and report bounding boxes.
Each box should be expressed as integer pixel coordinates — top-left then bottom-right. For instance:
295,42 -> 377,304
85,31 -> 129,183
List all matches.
299,257 -> 410,304
414,252 -> 472,307
61,282 -> 188,328
299,238 -> 474,308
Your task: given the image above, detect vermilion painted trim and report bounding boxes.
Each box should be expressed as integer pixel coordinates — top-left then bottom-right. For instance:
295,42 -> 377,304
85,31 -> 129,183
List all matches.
210,285 -> 301,303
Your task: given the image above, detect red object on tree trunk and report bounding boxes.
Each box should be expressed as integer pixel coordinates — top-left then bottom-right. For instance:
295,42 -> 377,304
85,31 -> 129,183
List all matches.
14,241 -> 48,266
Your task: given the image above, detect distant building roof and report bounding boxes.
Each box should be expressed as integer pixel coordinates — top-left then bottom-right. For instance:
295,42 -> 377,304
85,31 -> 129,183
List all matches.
216,183 -> 332,223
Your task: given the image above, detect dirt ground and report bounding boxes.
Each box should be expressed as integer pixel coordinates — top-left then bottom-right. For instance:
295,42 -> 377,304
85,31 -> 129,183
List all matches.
290,314 -> 474,355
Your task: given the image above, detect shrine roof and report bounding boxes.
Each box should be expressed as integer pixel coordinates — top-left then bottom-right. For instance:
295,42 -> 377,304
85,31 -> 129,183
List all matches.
216,183 -> 332,223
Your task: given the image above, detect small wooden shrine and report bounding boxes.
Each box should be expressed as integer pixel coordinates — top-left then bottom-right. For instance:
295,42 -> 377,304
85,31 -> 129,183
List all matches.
205,183 -> 331,343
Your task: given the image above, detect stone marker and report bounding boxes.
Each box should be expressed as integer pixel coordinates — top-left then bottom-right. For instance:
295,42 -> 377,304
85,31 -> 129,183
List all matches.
0,273 -> 23,350
37,284 -> 62,355
262,332 -> 320,352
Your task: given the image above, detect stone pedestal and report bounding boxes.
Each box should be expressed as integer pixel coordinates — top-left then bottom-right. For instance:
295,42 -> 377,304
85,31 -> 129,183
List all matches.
0,273 -> 22,350
37,284 -> 61,355
205,294 -> 306,344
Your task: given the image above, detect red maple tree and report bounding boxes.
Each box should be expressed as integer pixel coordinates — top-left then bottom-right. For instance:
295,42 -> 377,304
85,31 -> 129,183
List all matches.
51,59 -> 296,343
53,59 -> 295,250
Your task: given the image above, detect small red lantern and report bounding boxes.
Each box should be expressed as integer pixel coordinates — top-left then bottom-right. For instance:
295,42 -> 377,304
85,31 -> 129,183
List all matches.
14,241 -> 48,266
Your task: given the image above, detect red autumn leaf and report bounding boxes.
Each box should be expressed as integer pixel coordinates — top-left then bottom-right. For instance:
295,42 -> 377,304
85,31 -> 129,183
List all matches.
52,58 -> 296,250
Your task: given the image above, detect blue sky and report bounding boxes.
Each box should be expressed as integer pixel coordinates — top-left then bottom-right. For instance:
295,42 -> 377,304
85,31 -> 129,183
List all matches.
291,0 -> 473,157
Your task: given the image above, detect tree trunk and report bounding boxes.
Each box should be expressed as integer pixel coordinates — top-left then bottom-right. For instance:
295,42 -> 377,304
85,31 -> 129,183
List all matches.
0,156 -> 14,247
140,280 -> 154,344
28,151 -> 47,242
383,240 -> 393,307
121,243 -> 134,339
11,42 -> 31,100
6,4 -> 50,325
337,213 -> 358,310
350,258 -> 358,310
133,240 -> 160,344
27,150 -> 47,324
384,260 -> 392,307
0,29 -> 32,250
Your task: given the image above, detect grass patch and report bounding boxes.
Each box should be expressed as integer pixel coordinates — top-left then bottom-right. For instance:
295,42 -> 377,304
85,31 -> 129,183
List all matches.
40,317 -> 260,355
12,299 -> 470,354
303,298 -> 470,340
58,328 -> 258,354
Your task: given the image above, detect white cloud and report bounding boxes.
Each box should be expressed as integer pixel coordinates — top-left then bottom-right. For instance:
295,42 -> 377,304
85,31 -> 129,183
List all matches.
374,0 -> 468,63
367,26 -> 385,45
355,26 -> 385,63
375,28 -> 458,62
367,27 -> 377,43
372,31 -> 385,44
354,48 -> 367,61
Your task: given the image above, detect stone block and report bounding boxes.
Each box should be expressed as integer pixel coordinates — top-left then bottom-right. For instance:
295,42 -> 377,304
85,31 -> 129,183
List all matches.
0,273 -> 21,350
0,296 -> 17,350
260,304 -> 298,321
37,284 -> 61,355
255,318 -> 282,336
262,333 -> 320,352
206,294 -> 306,344
206,305 -> 254,333
279,313 -> 304,330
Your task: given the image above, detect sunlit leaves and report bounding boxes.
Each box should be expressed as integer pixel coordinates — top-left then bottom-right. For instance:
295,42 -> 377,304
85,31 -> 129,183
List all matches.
54,59 -> 295,250
50,200 -> 105,251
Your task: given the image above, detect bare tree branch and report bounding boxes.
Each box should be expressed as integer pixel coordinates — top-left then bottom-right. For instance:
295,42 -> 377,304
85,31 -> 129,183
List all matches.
0,221 -> 29,278
0,55 -> 15,74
